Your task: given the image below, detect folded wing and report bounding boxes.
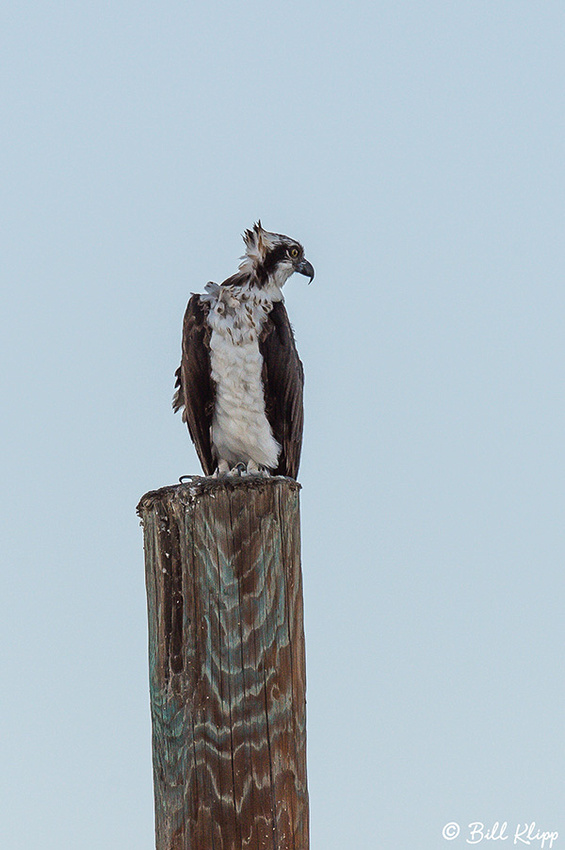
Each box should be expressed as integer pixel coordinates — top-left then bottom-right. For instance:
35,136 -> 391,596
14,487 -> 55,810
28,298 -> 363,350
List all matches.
173,295 -> 215,475
259,300 -> 304,479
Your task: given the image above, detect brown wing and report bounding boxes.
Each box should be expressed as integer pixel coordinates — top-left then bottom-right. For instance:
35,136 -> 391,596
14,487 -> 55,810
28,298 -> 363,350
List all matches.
173,295 -> 215,475
259,300 -> 304,479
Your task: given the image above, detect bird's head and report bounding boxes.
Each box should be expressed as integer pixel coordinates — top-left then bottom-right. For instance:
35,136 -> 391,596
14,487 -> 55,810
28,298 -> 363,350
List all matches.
240,221 -> 315,288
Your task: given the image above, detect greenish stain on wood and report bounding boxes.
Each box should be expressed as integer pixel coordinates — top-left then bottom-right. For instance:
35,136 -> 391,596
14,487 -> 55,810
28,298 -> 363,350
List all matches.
137,476 -> 308,850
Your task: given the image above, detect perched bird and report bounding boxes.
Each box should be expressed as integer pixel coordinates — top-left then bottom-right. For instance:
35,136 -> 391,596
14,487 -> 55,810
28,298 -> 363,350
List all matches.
173,222 -> 314,479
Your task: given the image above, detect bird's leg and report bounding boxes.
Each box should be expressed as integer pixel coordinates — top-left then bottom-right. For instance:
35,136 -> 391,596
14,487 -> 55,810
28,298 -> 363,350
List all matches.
213,459 -> 230,477
246,461 -> 271,477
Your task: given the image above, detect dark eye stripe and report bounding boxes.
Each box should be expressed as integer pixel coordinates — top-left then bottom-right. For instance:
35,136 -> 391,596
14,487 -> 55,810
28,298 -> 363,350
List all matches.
257,241 -> 303,285
258,244 -> 289,280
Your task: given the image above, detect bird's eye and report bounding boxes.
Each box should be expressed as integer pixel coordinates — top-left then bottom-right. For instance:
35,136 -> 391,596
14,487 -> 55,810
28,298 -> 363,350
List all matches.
288,246 -> 300,259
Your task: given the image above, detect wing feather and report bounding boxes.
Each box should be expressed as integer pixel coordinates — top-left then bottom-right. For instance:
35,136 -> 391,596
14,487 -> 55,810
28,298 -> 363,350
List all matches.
259,301 -> 304,479
173,295 -> 215,475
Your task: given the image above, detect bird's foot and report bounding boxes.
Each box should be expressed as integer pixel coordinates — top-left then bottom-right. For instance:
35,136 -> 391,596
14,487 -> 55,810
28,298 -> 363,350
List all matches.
224,462 -> 246,478
213,461 -> 270,479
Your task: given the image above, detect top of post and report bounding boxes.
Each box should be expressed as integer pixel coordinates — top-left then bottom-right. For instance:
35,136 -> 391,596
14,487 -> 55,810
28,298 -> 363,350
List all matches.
136,474 -> 301,517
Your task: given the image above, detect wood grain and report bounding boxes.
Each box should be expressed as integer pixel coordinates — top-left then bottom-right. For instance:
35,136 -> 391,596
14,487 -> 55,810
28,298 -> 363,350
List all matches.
137,476 -> 308,850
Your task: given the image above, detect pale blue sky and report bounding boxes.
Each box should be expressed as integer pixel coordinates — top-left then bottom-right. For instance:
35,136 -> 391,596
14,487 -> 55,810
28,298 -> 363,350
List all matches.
2,2 -> 564,847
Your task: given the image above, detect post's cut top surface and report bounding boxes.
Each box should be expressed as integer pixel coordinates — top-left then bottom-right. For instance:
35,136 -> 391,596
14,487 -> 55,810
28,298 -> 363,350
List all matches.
136,474 -> 301,517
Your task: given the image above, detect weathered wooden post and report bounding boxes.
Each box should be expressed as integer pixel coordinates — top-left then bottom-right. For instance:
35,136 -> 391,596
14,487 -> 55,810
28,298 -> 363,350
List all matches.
137,475 -> 308,850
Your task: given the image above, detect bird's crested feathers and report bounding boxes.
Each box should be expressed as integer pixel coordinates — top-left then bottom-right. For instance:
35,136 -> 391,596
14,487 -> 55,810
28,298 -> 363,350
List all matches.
241,220 -> 284,262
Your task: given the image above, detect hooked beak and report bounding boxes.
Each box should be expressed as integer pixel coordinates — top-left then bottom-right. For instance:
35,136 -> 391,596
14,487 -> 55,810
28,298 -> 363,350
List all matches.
296,258 -> 315,284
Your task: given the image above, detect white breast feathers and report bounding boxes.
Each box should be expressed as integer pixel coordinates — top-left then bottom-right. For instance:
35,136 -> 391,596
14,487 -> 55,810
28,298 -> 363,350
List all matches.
203,282 -> 282,470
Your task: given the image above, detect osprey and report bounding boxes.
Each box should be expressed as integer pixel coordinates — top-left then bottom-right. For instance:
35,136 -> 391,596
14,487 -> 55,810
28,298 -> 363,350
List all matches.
173,222 -> 314,479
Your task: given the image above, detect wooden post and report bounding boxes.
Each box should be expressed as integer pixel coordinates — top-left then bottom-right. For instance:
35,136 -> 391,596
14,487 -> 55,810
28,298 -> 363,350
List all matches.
137,476 -> 308,850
